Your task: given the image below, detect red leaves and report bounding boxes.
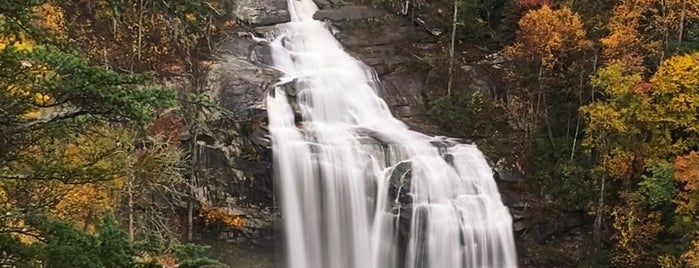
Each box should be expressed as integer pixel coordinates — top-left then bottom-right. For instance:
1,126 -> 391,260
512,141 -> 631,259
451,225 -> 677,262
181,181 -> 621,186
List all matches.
147,113 -> 183,146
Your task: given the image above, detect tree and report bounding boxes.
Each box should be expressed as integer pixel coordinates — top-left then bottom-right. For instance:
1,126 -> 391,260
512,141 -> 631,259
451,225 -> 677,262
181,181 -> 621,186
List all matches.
602,0 -> 699,71
504,5 -> 590,147
581,52 -> 699,265
673,151 -> 699,266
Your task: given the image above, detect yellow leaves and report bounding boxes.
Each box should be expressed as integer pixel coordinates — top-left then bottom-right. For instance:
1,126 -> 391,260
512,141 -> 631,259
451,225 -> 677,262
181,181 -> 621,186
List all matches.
682,238 -> 699,267
201,206 -> 245,228
635,53 -> 699,153
602,0 -> 699,69
584,54 -> 699,157
0,33 -> 35,52
651,53 -> 699,96
657,254 -> 684,268
506,5 -> 589,70
33,92 -> 52,106
602,149 -> 636,180
611,193 -> 663,266
0,182 -> 8,209
52,183 -> 112,231
581,103 -> 628,135
591,64 -> 644,99
32,3 -> 66,37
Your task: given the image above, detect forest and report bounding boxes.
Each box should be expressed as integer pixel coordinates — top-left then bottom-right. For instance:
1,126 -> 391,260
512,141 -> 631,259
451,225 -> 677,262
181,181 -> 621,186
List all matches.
428,0 -> 699,266
0,0 -> 698,267
0,0 -> 231,266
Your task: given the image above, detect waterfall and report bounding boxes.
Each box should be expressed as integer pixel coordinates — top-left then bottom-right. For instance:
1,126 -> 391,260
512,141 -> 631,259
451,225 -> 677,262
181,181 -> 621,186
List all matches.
266,0 -> 517,267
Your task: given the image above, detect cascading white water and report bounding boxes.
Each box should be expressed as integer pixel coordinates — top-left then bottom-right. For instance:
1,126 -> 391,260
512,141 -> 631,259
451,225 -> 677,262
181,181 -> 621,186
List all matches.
266,0 -> 517,267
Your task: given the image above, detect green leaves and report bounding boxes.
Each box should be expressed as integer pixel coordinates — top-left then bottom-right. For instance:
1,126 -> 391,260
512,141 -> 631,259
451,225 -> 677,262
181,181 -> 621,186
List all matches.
172,243 -> 223,268
428,91 -> 507,139
637,161 -> 677,210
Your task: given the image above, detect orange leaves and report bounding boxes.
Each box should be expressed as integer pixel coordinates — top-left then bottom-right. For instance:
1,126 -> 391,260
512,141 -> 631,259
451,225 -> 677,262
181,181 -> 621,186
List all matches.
682,238 -> 699,267
672,151 -> 699,249
674,151 -> 699,192
147,113 -> 183,146
52,183 -> 111,231
200,206 -> 245,228
602,0 -> 699,70
505,5 -> 589,71
600,0 -> 651,69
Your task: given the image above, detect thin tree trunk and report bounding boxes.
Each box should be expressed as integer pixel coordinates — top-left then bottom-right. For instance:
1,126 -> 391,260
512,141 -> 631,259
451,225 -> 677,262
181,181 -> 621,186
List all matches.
679,0 -> 687,48
592,140 -> 608,265
570,71 -> 583,161
137,0 -> 144,62
592,171 -> 606,265
187,129 -> 198,242
128,172 -> 135,241
544,99 -> 556,149
447,0 -> 458,96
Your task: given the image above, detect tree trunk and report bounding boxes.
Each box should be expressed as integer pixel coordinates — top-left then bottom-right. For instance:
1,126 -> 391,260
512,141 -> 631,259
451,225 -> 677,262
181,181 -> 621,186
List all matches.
137,0 -> 144,62
187,129 -> 198,242
592,153 -> 607,265
679,0 -> 687,47
128,172 -> 135,241
447,0 -> 458,96
570,71 -> 583,161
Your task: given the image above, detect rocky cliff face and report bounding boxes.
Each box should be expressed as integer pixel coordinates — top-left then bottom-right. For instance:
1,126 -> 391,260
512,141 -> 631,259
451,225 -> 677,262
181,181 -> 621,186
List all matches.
196,0 -> 508,253
190,11 -> 287,245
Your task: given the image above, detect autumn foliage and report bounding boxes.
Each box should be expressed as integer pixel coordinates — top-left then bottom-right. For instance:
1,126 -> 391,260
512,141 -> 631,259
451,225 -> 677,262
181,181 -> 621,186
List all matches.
0,0 -> 224,265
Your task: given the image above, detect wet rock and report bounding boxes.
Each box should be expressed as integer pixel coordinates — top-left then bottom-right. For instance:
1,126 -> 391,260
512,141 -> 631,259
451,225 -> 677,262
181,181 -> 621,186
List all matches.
313,0 -> 349,9
513,221 -> 527,232
388,161 -> 413,206
314,6 -> 390,21
312,2 -> 439,120
195,32 -> 281,245
231,0 -> 290,26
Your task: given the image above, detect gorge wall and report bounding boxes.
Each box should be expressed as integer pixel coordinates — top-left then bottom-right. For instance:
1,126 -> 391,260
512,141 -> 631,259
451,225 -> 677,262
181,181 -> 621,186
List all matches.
192,0 -> 546,266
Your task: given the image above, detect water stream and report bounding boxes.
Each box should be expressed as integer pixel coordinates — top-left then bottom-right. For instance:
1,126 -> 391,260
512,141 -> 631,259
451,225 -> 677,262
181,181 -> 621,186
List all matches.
266,0 -> 517,267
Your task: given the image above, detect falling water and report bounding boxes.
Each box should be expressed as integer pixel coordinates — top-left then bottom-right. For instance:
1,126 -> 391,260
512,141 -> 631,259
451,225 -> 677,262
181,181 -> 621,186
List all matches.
266,0 -> 517,267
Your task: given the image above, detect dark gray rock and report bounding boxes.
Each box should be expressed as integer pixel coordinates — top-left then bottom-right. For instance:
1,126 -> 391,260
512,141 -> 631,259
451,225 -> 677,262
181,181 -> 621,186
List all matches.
494,158 -> 525,183
312,0 -> 348,9
378,0 -> 448,36
194,32 -> 281,245
314,3 -> 439,120
232,0 -> 290,26
314,6 -> 390,21
513,221 -> 527,232
336,25 -> 434,47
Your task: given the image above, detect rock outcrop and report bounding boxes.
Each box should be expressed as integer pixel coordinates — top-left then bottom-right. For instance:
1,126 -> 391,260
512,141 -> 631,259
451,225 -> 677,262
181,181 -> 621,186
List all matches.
192,34 -> 278,245
190,1 -> 290,246
311,0 -> 504,123
313,3 -> 436,119
229,0 -> 290,26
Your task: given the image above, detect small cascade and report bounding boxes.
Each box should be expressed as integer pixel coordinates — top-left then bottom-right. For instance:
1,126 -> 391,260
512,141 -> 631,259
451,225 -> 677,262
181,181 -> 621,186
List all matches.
266,0 -> 517,267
